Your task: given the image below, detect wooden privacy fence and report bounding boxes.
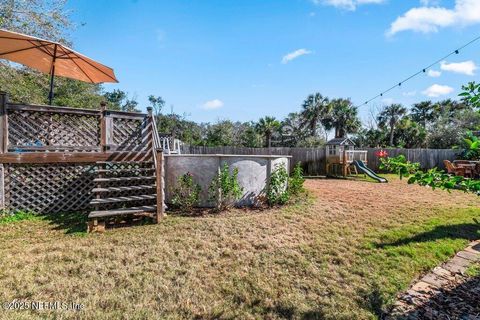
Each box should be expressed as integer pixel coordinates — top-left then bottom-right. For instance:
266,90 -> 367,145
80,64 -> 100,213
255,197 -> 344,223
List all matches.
0,92 -> 157,213
181,146 -> 459,176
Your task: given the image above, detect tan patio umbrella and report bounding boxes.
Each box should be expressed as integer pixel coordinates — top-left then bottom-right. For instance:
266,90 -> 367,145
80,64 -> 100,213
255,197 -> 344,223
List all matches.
0,29 -> 118,105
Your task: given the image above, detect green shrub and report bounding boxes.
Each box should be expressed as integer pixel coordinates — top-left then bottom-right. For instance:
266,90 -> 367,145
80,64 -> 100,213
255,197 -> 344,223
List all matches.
458,131 -> 480,160
288,162 -> 305,196
267,164 -> 290,206
408,168 -> 480,195
209,163 -> 243,210
379,155 -> 420,180
170,172 -> 201,210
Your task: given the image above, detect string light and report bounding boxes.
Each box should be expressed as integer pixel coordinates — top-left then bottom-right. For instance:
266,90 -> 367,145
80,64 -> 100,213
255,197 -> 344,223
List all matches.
357,34 -> 480,108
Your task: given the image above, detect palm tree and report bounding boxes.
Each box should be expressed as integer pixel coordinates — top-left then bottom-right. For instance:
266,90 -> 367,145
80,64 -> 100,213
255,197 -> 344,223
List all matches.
411,101 -> 434,128
256,116 -> 281,148
377,103 -> 407,146
322,98 -> 361,138
300,93 -> 331,137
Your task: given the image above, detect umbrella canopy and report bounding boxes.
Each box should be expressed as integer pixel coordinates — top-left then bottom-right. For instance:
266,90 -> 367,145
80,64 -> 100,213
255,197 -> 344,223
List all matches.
0,29 -> 118,104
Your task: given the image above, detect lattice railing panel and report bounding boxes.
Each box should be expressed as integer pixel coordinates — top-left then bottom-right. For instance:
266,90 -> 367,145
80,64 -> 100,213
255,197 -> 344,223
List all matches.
7,109 -> 101,151
4,164 -> 96,213
112,117 -> 151,152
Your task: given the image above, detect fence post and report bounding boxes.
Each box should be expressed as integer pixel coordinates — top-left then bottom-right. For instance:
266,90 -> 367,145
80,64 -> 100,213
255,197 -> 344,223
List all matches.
155,149 -> 165,222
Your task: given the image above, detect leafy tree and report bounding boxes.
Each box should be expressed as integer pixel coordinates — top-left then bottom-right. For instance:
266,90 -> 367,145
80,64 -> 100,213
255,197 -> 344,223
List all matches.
300,93 -> 331,137
432,99 -> 469,120
459,81 -> 480,110
426,109 -> 480,148
103,89 -> 140,112
239,122 -> 263,148
280,112 -> 308,147
0,0 -> 71,42
323,98 -> 361,138
205,120 -> 236,146
256,116 -> 281,148
377,104 -> 407,146
0,0 -> 107,107
394,117 -> 427,148
411,101 -> 435,128
148,95 -> 165,117
157,112 -> 204,145
354,127 -> 387,148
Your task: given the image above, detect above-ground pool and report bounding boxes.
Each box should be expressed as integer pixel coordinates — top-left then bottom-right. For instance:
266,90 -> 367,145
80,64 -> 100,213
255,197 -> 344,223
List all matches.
164,154 -> 291,207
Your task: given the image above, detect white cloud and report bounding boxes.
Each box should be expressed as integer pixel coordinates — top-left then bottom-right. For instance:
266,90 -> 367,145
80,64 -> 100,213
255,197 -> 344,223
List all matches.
422,84 -> 454,97
440,60 -> 477,76
427,69 -> 442,77
202,99 -> 224,110
387,0 -> 480,35
281,49 -> 312,64
313,0 -> 385,11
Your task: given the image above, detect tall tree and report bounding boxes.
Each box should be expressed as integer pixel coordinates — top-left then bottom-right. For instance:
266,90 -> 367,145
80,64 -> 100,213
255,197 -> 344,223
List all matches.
411,101 -> 434,128
0,0 -> 107,107
300,93 -> 331,137
0,0 -> 71,42
377,104 -> 407,146
256,116 -> 281,148
205,120 -> 236,146
103,89 -> 139,112
323,98 -> 361,138
148,95 -> 165,117
280,112 -> 307,147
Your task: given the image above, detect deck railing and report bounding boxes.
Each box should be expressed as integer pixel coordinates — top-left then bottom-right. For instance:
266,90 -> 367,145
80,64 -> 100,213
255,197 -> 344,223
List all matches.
0,92 -> 162,213
0,93 -> 155,163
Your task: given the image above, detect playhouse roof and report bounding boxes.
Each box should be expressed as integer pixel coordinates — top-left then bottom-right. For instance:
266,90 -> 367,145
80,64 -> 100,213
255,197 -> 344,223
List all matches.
326,137 -> 356,146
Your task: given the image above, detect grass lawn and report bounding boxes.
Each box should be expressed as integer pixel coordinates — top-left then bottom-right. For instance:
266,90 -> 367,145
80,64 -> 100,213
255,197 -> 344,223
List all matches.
0,175 -> 479,319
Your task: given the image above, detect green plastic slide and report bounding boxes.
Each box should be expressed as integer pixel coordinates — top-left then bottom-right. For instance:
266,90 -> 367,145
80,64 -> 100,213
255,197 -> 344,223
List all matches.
353,160 -> 388,183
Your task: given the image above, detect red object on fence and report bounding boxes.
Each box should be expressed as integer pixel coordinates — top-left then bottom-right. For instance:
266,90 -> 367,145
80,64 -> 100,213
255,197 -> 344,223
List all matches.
375,150 -> 388,158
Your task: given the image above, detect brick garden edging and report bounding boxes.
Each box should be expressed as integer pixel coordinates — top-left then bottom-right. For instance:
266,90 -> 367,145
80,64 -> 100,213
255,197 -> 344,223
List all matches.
387,240 -> 480,319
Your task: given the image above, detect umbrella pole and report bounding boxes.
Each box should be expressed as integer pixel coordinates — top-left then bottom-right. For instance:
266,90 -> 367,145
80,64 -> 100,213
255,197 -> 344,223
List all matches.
48,44 -> 57,105
48,68 -> 55,105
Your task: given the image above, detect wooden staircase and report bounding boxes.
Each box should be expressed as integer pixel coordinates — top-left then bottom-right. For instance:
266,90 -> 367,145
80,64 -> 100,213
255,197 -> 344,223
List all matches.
87,106 -> 165,232
87,160 -> 162,232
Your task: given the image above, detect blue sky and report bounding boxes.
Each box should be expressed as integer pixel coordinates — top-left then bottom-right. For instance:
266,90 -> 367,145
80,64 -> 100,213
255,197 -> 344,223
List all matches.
68,0 -> 480,124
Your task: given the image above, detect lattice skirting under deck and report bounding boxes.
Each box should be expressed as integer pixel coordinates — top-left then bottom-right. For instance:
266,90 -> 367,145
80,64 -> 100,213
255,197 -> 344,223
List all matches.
3,163 -> 96,213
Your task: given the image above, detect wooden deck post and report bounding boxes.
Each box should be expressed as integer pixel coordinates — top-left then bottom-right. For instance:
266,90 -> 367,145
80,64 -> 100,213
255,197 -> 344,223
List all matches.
155,149 -> 165,222
100,101 -> 114,152
0,92 -> 8,154
0,92 -> 7,211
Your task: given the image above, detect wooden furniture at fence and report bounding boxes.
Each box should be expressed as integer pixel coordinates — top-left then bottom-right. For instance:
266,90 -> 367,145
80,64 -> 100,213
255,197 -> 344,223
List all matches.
0,92 -> 165,231
444,160 -> 470,177
454,160 -> 478,178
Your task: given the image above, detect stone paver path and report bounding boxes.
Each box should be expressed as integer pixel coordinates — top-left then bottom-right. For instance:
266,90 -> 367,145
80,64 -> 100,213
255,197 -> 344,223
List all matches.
388,241 -> 480,320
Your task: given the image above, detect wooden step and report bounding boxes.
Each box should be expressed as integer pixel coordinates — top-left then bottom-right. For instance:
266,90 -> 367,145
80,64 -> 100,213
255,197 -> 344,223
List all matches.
90,194 -> 156,205
89,205 -> 157,219
93,176 -> 156,183
92,185 -> 156,193
96,168 -> 155,174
